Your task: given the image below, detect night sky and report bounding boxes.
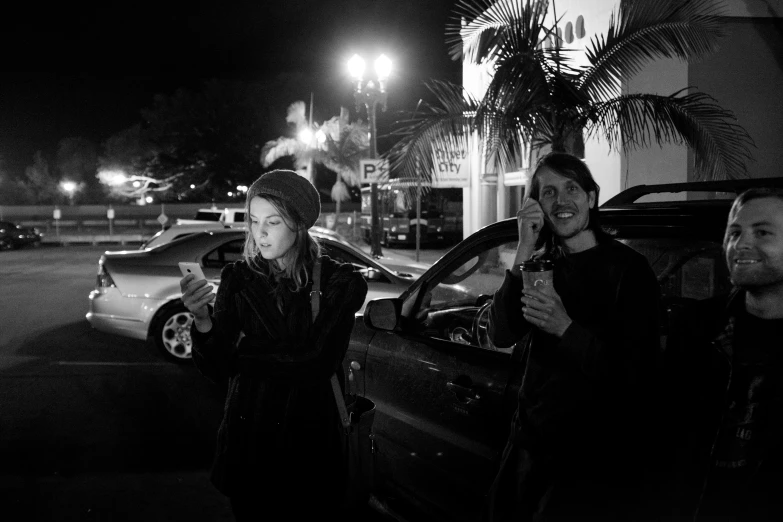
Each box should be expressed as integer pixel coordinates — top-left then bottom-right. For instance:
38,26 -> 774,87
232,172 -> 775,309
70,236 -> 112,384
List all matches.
0,0 -> 462,178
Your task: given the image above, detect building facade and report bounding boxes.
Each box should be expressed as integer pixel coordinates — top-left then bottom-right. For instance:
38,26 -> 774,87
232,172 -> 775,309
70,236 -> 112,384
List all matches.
460,0 -> 783,237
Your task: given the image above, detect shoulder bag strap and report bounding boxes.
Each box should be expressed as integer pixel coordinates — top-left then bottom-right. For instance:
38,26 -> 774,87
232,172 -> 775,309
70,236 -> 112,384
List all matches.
311,257 -> 351,430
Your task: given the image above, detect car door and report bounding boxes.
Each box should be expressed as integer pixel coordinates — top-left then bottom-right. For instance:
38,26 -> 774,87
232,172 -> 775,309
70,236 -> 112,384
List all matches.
365,233 -> 524,521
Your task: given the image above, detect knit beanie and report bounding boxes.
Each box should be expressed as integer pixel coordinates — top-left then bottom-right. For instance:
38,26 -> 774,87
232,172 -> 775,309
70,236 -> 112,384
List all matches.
248,170 -> 321,228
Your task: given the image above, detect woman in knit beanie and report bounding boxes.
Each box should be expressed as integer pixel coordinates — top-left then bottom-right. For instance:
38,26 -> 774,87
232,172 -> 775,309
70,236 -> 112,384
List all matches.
179,169 -> 368,520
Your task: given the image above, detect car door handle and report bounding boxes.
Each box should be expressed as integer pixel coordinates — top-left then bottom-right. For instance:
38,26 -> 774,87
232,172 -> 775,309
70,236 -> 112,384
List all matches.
446,380 -> 481,401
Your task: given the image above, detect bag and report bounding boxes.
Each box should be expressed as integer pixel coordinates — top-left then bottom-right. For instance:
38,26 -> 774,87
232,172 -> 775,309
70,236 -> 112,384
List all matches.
312,258 -> 377,512
332,382 -> 376,512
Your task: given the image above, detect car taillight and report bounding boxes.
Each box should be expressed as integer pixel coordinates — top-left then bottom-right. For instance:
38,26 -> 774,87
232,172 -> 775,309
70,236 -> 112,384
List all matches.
96,260 -> 116,288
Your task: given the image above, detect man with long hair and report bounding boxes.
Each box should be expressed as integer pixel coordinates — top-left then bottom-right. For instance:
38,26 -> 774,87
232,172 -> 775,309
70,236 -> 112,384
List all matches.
487,152 -> 661,521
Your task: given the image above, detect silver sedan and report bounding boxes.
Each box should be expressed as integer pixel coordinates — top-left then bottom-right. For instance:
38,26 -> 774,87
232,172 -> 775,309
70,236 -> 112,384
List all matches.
86,228 -> 427,362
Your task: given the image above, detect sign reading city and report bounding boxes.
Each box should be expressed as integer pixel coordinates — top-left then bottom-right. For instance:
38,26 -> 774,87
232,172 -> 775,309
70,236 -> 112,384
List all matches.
431,141 -> 470,188
360,159 -> 389,184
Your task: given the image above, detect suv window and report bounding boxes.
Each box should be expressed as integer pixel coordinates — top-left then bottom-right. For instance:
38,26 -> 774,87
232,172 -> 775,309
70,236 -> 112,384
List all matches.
408,237 -> 518,353
202,239 -> 245,268
618,238 -> 731,302
195,211 -> 222,221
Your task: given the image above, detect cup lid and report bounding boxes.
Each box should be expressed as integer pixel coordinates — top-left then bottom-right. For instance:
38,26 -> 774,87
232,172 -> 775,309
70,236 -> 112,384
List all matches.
520,259 -> 554,271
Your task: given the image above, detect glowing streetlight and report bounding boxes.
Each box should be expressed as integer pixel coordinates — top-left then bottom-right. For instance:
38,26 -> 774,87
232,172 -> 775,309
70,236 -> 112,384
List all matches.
59,180 -> 79,205
349,53 -> 391,258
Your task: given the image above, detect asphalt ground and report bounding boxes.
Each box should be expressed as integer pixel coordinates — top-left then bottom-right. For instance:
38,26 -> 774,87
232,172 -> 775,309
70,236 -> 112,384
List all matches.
0,242 -> 450,522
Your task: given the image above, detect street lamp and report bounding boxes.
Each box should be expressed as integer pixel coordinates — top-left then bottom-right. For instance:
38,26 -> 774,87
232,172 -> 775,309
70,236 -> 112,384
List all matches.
59,180 -> 78,205
349,53 -> 390,258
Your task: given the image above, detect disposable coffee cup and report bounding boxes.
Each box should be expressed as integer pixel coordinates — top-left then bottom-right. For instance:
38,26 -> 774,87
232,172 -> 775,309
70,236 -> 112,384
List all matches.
520,259 -> 554,293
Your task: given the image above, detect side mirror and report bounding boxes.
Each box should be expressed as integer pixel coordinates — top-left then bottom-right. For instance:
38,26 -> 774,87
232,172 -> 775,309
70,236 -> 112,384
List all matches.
364,298 -> 402,331
360,267 -> 382,281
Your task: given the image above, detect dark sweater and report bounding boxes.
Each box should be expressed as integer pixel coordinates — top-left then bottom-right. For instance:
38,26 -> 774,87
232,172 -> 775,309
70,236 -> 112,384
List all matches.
488,239 -> 661,518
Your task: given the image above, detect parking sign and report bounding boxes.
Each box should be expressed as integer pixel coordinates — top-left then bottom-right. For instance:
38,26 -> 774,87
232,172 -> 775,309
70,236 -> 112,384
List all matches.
360,159 -> 389,184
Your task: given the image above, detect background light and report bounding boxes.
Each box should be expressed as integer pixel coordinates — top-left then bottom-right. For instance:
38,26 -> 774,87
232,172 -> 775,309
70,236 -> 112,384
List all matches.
298,128 -> 313,144
375,54 -> 392,80
348,54 -> 365,80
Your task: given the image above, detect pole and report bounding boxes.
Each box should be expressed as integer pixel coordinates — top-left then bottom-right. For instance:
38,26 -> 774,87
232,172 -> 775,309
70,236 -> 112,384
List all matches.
416,160 -> 421,263
308,92 -> 315,184
367,100 -> 382,258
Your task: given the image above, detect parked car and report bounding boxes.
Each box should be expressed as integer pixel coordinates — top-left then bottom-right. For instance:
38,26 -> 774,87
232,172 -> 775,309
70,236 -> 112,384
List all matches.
0,220 -> 42,250
141,222 -> 240,249
349,178 -> 783,522
175,207 -> 246,226
86,228 -> 428,361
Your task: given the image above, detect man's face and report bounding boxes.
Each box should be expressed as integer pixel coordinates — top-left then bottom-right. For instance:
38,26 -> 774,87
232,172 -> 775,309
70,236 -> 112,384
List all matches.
724,197 -> 783,289
535,167 -> 596,241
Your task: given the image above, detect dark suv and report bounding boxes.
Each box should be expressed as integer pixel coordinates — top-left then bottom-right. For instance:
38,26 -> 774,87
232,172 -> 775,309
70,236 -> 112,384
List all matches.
346,178 -> 783,522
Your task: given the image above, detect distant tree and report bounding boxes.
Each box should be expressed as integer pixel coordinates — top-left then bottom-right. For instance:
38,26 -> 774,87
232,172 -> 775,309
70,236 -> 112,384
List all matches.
262,105 -> 369,227
0,156 -> 32,205
22,151 -> 59,204
97,125 -> 159,202
55,137 -> 101,203
140,79 -> 272,201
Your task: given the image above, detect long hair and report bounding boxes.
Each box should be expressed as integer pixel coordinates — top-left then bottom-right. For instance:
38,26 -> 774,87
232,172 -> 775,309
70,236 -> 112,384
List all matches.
242,192 -> 320,293
527,152 -> 610,256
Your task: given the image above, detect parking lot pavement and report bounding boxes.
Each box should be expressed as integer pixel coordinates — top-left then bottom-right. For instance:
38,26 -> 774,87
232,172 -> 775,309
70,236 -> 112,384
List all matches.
1,471 -> 234,522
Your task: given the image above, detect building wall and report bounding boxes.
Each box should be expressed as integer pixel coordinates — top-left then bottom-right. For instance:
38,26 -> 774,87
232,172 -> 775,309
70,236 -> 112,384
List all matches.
461,0 -> 782,233
690,17 -> 783,180
622,59 -> 690,201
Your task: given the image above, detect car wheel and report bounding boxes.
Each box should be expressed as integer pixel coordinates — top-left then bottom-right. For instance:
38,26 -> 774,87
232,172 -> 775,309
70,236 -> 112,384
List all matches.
153,303 -> 194,362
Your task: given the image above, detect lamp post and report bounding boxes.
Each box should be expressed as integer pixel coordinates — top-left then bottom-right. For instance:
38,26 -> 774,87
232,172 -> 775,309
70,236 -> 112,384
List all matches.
59,180 -> 78,206
349,53 -> 391,258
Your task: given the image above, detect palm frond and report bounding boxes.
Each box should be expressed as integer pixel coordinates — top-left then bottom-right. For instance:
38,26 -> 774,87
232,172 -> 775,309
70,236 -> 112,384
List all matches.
260,137 -> 306,167
581,0 -> 725,101
587,90 -> 754,180
386,80 -> 477,183
447,0 -> 550,64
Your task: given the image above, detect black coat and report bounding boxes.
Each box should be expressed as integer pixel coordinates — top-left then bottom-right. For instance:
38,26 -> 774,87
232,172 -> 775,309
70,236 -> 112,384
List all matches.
191,255 -> 367,514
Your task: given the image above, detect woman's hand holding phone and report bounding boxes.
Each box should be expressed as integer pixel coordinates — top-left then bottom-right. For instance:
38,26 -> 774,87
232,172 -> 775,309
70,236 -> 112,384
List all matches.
179,262 -> 215,329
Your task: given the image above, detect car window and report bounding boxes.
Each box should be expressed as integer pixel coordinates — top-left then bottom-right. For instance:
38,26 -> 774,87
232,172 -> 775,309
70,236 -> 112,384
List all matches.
195,211 -> 221,221
407,237 -> 518,353
202,239 -> 245,269
618,238 -> 731,302
233,212 -> 246,222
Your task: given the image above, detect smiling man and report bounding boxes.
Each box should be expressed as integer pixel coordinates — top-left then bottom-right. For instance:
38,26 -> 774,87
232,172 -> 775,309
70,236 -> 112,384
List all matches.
486,152 -> 661,521
665,187 -> 783,521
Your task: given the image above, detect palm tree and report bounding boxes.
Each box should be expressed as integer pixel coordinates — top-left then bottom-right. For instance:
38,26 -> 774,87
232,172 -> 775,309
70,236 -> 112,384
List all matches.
388,0 -> 754,187
317,109 -> 370,223
260,101 -> 313,179
261,105 -> 369,230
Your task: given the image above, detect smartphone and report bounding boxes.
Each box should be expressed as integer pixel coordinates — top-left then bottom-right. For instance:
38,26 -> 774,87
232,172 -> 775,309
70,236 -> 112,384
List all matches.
179,262 -> 206,281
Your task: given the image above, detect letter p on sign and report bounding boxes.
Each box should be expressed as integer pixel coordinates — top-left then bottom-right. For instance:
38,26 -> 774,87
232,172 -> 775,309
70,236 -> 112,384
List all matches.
360,159 -> 389,184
